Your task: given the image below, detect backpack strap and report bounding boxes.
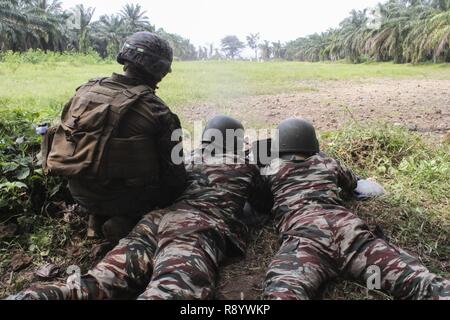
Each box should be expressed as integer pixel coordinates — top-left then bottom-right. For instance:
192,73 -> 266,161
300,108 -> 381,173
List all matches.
124,84 -> 154,97
109,85 -> 152,107
95,84 -> 156,178
107,85 -> 153,126
75,77 -> 107,92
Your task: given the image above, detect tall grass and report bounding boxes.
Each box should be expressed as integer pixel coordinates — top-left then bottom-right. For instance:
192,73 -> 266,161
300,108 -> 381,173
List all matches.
323,124 -> 450,270
0,49 -> 113,65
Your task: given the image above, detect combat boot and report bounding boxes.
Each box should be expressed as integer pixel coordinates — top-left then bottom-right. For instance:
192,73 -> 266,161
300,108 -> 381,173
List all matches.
101,216 -> 138,243
87,214 -> 107,239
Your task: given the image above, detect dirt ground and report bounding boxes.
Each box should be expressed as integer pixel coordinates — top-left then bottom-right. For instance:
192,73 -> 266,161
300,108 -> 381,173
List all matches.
181,78 -> 450,135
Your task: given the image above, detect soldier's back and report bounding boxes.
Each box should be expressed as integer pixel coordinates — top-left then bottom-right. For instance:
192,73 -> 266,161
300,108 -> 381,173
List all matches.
179,151 -> 258,219
266,154 -> 348,221
68,73 -> 180,217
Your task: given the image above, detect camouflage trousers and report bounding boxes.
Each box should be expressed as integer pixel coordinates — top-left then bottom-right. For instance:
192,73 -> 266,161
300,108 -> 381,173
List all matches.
263,207 -> 450,300
14,207 -> 226,300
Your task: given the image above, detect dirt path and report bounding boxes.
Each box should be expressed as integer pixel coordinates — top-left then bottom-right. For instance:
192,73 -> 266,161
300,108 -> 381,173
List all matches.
180,78 -> 450,135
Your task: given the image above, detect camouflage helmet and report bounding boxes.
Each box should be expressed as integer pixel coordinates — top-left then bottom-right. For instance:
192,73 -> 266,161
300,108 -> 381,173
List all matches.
273,118 -> 320,155
202,115 -> 245,153
117,31 -> 173,80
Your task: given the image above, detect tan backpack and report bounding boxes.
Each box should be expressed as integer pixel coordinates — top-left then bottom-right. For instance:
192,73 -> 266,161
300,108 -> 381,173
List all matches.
42,78 -> 160,179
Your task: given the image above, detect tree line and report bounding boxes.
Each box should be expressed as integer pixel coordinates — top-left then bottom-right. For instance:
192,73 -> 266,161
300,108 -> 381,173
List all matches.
220,0 -> 449,63
282,0 -> 450,63
1,0 -> 449,63
0,0 -> 197,60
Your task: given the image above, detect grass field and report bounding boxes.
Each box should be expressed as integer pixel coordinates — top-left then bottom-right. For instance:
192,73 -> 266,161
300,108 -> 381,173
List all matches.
1,60 -> 449,114
0,59 -> 449,299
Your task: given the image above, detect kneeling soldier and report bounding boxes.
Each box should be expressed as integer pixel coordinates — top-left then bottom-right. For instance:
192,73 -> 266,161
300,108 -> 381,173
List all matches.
41,32 -> 187,241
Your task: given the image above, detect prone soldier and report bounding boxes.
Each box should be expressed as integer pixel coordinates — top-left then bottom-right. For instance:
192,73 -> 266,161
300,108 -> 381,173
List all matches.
10,115 -> 272,300
262,118 -> 450,300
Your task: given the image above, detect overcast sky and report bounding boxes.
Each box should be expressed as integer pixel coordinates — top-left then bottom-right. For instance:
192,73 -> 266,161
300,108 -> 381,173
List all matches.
61,0 -> 382,47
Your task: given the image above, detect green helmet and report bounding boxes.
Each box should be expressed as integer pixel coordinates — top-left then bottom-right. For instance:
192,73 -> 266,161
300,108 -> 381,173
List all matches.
117,32 -> 173,81
202,115 -> 245,153
273,118 -> 320,155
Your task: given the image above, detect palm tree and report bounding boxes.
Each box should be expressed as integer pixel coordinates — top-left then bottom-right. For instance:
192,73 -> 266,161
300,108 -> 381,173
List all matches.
424,9 -> 450,62
0,0 -> 27,50
272,41 -> 283,59
32,0 -> 61,13
0,0 -> 66,51
68,4 -> 95,53
28,0 -> 68,51
120,3 -> 153,34
2,0 -> 446,63
246,33 -> 260,60
282,1 -> 448,64
322,29 -> 342,61
0,0 -> 27,25
365,1 -> 413,63
403,2 -> 450,63
156,28 -> 197,60
259,40 -> 272,61
338,9 -> 370,63
91,14 -> 124,57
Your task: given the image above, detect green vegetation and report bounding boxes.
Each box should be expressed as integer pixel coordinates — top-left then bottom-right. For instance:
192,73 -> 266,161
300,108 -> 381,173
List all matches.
1,56 -> 449,115
283,0 -> 450,63
0,1 -> 197,60
221,0 -> 450,64
1,1 -> 448,64
161,60 -> 450,103
324,125 -> 449,262
321,124 -> 450,299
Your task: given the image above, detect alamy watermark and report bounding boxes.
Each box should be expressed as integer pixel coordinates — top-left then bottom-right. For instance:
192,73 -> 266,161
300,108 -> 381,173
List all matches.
66,265 -> 81,289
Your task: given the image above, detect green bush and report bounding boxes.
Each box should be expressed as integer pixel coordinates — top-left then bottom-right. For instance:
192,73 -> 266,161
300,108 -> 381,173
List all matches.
0,109 -> 69,221
0,49 -> 114,65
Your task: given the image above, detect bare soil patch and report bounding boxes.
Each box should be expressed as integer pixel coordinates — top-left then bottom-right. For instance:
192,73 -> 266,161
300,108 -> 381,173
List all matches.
180,78 -> 450,135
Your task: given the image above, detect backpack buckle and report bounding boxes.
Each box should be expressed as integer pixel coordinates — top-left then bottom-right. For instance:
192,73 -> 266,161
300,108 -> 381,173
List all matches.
123,89 -> 137,98
64,131 -> 75,143
66,115 -> 80,129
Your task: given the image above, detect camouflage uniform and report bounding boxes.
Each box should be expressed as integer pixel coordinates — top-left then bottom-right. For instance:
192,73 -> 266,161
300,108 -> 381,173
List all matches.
68,73 -> 187,217
13,150 -> 269,300
262,154 -> 450,300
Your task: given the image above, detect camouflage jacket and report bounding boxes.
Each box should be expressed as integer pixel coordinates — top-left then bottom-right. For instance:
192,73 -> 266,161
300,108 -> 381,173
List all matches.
263,154 -> 358,232
164,149 -> 271,255
68,73 -> 187,214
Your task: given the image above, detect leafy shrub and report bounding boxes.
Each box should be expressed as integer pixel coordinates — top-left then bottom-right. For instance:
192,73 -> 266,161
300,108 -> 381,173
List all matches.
0,109 -> 70,222
0,49 -> 114,65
